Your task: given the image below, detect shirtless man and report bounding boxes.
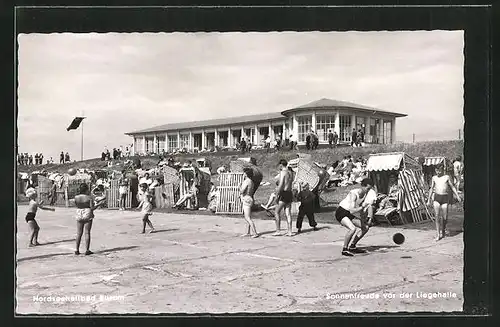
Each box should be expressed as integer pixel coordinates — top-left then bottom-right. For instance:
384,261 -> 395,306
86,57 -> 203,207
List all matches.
274,159 -> 294,236
427,165 -> 462,241
335,178 -> 374,256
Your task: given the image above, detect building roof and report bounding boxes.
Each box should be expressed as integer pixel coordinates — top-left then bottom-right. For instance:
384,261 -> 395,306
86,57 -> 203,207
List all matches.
281,98 -> 407,118
126,98 -> 407,135
126,112 -> 285,135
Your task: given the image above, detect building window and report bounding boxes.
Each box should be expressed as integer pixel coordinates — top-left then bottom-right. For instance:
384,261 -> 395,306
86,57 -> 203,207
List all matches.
232,130 -> 241,146
244,128 -> 255,144
146,137 -> 154,153
316,114 -> 335,142
367,118 -> 382,144
168,135 -> 178,150
297,115 -> 312,142
135,138 -> 144,154
157,136 -> 166,153
339,115 -> 352,142
383,121 -> 392,144
179,134 -> 190,149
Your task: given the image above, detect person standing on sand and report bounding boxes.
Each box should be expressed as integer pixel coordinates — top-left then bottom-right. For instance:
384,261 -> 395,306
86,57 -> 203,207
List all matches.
240,167 -> 259,238
274,159 -> 294,236
25,188 -> 55,247
74,183 -> 105,255
335,178 -> 374,256
427,165 -> 462,241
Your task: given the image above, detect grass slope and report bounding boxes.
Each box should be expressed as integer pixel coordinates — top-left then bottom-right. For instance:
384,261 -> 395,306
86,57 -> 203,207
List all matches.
18,140 -> 463,178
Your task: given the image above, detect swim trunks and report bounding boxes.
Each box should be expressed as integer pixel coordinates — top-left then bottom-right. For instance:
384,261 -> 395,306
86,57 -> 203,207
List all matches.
241,195 -> 254,207
141,203 -> 153,215
434,194 -> 449,205
278,190 -> 293,204
75,208 -> 94,222
335,206 -> 358,223
25,212 -> 36,222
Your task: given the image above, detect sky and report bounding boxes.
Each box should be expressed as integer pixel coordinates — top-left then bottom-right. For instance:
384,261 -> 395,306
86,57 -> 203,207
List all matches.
17,31 -> 464,161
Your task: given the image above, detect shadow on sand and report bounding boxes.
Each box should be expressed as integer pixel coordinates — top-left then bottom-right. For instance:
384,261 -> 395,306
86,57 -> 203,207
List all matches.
18,252 -> 72,262
150,228 -> 179,234
37,238 -> 74,246
297,226 -> 331,234
95,246 -> 139,255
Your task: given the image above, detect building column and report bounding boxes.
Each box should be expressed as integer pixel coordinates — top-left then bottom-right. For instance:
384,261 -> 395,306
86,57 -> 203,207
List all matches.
165,133 -> 169,152
254,124 -> 258,145
334,111 -> 340,136
391,119 -> 396,144
176,131 -> 181,150
202,130 -> 206,150
292,114 -> 298,141
282,121 -> 286,138
312,111 -> 317,132
153,134 -> 157,154
189,131 -> 193,151
142,136 -> 146,154
228,127 -> 233,147
351,114 -> 356,133
268,123 -> 272,139
214,128 -> 219,147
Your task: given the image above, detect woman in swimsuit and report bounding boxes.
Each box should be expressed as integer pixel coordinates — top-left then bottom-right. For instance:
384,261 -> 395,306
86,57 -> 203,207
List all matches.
74,183 -> 105,255
240,168 -> 258,238
427,165 -> 462,241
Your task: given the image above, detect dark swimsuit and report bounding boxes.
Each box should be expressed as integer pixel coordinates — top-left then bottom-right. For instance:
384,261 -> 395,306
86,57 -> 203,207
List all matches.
434,194 -> 449,205
278,190 -> 293,204
335,206 -> 357,223
25,212 -> 36,222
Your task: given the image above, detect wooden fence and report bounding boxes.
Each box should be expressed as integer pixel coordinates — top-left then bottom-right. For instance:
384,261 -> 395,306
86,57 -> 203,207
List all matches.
216,173 -> 245,214
106,179 -> 132,209
153,183 -> 176,208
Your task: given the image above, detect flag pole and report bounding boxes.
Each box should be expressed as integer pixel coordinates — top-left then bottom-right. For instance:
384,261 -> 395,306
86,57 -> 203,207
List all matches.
81,120 -> 84,161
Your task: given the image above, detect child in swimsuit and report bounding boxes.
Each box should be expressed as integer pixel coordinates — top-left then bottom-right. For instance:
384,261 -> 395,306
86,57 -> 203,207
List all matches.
137,183 -> 155,234
24,188 -> 55,247
119,175 -> 129,211
427,165 -> 462,241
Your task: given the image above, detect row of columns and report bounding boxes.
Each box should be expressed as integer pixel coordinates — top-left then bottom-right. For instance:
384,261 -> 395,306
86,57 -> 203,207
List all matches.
133,114 -> 395,154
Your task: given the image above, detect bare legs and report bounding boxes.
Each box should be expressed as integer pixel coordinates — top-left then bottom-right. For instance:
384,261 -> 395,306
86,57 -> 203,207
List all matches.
27,220 -> 40,247
84,220 -> 93,253
119,194 -> 126,210
241,205 -> 258,237
349,218 -> 369,248
433,202 -> 449,241
75,220 -> 93,254
274,201 -> 292,236
142,214 -> 155,234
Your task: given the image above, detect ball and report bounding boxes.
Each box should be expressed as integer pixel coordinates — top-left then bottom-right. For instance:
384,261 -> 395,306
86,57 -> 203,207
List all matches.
393,232 -> 405,245
68,168 -> 77,176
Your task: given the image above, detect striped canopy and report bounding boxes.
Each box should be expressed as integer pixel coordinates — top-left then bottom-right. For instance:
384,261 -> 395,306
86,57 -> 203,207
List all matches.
366,152 -> 421,172
423,157 -> 445,166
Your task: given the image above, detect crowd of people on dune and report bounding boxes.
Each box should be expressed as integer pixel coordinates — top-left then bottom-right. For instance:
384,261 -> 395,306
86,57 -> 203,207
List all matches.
100,145 -> 132,162
17,153 -> 46,165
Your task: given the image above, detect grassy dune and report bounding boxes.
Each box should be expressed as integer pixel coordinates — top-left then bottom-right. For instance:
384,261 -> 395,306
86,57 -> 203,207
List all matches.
18,140 -> 463,178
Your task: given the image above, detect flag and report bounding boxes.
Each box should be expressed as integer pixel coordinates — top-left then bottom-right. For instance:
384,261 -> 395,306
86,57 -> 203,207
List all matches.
66,117 -> 85,131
